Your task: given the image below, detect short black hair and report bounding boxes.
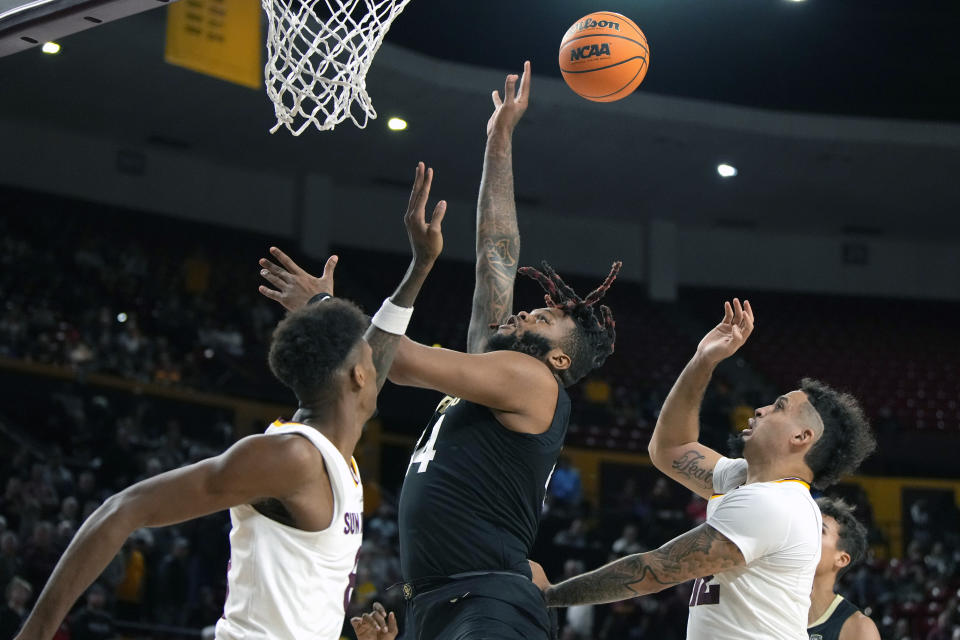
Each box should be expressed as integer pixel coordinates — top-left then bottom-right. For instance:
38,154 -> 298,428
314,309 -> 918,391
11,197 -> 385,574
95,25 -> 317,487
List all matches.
268,299 -> 367,405
519,261 -> 621,387
816,496 -> 868,579
801,378 -> 876,490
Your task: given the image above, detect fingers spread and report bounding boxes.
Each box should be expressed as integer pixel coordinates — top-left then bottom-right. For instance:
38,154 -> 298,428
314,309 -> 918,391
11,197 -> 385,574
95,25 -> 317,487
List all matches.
259,258 -> 292,282
491,89 -> 502,108
517,60 -> 531,101
504,74 -> 518,104
260,268 -> 288,289
412,167 -> 433,219
258,285 -> 281,302
269,247 -> 304,275
322,255 -> 338,279
722,301 -> 733,324
407,162 -> 425,210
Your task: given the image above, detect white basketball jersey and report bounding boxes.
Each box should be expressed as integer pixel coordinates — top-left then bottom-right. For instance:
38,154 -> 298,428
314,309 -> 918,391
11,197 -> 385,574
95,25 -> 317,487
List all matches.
686,457 -> 822,640
215,421 -> 364,640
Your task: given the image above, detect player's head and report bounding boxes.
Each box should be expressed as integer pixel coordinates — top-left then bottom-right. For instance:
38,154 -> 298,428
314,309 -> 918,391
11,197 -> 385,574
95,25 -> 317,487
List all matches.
815,496 -> 868,581
729,379 -> 875,489
268,299 -> 376,416
485,261 -> 621,387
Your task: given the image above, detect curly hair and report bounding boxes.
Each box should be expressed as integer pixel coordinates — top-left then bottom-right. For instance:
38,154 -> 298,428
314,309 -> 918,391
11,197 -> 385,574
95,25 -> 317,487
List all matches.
801,378 -> 877,490
816,496 -> 868,578
268,299 -> 367,405
518,261 -> 621,386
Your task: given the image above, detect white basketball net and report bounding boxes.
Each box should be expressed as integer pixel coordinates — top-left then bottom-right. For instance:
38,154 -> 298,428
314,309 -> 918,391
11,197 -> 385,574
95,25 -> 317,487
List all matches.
262,0 -> 413,135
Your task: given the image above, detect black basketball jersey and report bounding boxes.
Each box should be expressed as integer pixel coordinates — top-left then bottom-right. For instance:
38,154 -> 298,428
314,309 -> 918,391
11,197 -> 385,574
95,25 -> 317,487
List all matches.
398,386 -> 571,582
808,595 -> 860,640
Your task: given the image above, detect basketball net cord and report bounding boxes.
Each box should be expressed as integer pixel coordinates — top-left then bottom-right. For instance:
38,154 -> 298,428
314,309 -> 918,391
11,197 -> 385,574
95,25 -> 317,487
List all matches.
262,0 -> 412,135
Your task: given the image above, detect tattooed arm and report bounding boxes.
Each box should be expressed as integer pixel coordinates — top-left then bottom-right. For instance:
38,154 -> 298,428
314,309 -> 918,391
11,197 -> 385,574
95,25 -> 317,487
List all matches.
466,62 -> 531,354
543,524 -> 745,607
363,162 -> 446,390
647,299 -> 755,498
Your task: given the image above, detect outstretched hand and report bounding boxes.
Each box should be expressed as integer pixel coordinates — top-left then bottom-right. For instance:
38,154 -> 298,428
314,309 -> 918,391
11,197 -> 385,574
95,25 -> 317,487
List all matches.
405,162 -> 446,266
487,60 -> 531,137
258,247 -> 337,312
696,298 -> 755,365
350,602 -> 398,640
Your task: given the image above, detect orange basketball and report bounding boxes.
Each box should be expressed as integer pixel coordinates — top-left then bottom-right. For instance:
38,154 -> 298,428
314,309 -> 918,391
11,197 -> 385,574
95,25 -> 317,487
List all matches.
559,12 -> 650,103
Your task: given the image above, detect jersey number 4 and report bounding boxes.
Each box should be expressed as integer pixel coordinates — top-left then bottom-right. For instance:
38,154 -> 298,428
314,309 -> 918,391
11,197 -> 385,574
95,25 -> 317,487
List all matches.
689,575 -> 720,606
408,415 -> 445,474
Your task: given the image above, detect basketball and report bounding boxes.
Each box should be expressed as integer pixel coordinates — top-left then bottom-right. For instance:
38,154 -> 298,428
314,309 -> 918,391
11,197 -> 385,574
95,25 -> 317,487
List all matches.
559,12 -> 649,102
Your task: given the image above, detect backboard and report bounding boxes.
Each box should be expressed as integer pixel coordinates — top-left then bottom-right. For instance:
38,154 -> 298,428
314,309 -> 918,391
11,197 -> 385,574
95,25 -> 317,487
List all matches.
0,0 -> 174,57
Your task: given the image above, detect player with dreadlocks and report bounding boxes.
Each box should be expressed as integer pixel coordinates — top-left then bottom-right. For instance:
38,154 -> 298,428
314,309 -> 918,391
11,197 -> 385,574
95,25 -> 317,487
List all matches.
370,61 -> 623,640
256,62 -> 620,640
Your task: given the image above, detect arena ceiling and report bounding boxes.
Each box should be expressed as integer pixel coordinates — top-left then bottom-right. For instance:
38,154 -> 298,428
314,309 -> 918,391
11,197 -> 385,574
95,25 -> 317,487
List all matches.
389,0 -> 960,123
0,1 -> 959,239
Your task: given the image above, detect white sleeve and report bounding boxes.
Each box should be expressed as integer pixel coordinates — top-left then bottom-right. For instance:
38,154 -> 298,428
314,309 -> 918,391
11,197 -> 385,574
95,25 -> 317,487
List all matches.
707,485 -> 790,563
711,456 -> 748,494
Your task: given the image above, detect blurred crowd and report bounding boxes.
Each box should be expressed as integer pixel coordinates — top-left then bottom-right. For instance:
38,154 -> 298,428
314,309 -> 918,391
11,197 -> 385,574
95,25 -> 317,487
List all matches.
1,191 -> 959,639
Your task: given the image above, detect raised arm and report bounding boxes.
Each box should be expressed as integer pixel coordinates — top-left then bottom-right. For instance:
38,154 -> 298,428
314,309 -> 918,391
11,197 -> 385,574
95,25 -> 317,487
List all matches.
15,435 -> 323,640
363,162 -> 446,390
466,62 -> 531,354
258,162 -> 446,391
388,337 -> 558,434
542,523 -> 745,607
647,299 -> 755,498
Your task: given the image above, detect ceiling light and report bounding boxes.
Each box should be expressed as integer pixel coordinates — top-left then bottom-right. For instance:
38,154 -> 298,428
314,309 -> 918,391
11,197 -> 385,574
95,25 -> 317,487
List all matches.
717,164 -> 738,178
41,41 -> 61,54
387,117 -> 407,131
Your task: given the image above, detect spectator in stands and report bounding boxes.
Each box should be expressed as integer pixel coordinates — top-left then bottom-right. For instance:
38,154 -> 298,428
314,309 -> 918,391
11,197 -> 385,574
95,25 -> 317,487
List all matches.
68,584 -> 114,640
610,477 -> 649,522
114,532 -> 149,621
553,518 -> 589,550
548,457 -> 582,514
57,497 -> 79,530
0,577 -> 32,638
54,521 -> 75,552
156,537 -> 192,626
560,559 -> 593,639
611,524 -> 645,557
22,521 -> 59,591
366,504 -> 399,544
0,533 -> 21,596
74,472 -> 99,508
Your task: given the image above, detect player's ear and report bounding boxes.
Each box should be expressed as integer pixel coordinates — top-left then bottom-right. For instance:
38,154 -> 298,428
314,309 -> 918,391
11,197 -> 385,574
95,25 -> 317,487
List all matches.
349,363 -> 367,389
793,427 -> 816,447
835,549 -> 851,572
547,347 -> 571,373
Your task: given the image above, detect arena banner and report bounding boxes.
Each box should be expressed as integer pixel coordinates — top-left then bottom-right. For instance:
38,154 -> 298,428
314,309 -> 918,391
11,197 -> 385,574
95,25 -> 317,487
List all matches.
164,0 -> 260,89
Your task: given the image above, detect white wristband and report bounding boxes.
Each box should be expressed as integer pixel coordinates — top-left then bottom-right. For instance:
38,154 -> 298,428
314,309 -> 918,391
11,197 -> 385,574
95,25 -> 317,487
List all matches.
371,298 -> 413,335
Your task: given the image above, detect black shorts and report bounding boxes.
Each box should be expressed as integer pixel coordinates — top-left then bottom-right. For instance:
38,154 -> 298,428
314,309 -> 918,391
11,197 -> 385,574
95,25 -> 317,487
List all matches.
401,573 -> 555,640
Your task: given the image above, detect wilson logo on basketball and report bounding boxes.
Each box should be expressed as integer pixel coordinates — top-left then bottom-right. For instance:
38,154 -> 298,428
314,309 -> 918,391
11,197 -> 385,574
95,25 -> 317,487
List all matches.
576,17 -> 620,32
570,43 -> 612,61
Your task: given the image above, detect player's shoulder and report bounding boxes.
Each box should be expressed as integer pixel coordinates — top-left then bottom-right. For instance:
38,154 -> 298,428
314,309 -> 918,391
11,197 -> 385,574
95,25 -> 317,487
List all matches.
839,610 -> 881,640
254,432 -> 325,474
721,478 -> 817,520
